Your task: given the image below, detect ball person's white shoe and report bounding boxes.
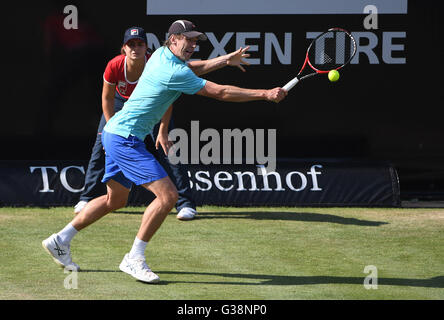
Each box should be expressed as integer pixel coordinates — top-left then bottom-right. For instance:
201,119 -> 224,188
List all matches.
42,234 -> 80,271
176,207 -> 197,221
119,253 -> 160,283
74,200 -> 88,214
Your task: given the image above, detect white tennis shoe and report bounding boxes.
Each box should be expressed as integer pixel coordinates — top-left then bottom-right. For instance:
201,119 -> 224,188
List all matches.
119,253 -> 160,283
42,234 -> 80,271
177,207 -> 197,221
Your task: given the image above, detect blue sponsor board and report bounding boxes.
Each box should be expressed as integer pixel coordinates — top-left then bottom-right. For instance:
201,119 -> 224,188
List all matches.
0,160 -> 400,207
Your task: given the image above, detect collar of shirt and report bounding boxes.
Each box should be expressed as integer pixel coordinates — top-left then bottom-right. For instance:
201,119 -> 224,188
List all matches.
163,46 -> 186,65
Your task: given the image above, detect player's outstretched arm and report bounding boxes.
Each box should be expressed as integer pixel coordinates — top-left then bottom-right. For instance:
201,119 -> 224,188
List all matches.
188,47 -> 250,76
196,80 -> 287,103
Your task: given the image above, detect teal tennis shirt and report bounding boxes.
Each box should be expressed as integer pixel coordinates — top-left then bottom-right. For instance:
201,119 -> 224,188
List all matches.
104,46 -> 207,141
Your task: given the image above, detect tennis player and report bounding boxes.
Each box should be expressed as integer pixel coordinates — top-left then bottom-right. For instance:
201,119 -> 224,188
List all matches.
74,26 -> 198,221
43,20 -> 287,283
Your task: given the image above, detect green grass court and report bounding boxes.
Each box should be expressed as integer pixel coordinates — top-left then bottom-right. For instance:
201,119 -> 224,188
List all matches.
0,206 -> 443,300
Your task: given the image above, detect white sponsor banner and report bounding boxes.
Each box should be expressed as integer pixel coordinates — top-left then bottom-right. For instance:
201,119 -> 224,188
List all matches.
146,0 -> 408,15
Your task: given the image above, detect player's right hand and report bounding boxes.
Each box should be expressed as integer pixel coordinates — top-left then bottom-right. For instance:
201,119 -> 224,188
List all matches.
266,87 -> 287,103
156,131 -> 174,156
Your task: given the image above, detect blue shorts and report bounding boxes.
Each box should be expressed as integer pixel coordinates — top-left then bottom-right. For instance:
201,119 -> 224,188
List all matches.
101,130 -> 167,189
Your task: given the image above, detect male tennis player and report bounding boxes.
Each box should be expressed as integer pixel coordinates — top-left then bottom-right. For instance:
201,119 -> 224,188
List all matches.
42,20 -> 287,283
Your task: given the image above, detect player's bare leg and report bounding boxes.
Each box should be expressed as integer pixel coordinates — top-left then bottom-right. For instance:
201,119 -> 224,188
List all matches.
43,179 -> 129,271
138,176 -> 178,242
71,179 -> 130,231
119,176 -> 177,283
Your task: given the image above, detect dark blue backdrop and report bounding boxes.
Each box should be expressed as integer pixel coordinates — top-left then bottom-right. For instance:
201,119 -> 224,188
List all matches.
2,0 -> 443,201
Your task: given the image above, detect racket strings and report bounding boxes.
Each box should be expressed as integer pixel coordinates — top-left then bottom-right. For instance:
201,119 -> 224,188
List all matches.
308,30 -> 355,71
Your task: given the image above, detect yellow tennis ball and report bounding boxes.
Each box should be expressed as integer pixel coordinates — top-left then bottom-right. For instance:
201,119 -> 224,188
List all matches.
328,70 -> 340,82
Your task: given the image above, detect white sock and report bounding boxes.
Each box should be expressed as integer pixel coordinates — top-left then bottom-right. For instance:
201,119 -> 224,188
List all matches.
128,237 -> 148,259
57,223 -> 78,245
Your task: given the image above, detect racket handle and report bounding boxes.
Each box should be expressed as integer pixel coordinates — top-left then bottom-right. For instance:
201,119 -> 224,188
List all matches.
283,77 -> 299,91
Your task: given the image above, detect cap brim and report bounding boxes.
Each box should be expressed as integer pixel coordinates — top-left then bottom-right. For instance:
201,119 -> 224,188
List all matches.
183,31 -> 207,41
124,36 -> 147,45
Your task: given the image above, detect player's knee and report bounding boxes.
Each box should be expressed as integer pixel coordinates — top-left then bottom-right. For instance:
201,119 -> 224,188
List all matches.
167,189 -> 179,207
161,188 -> 178,209
107,196 -> 127,211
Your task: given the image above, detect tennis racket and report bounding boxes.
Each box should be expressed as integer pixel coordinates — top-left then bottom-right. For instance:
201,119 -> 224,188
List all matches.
283,28 -> 357,91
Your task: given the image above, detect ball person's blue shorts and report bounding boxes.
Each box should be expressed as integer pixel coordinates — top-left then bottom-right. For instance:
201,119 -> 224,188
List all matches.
101,130 -> 167,189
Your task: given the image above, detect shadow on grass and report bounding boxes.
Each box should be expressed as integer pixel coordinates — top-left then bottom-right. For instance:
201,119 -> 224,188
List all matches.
78,269 -> 443,289
115,210 -> 388,227
199,211 -> 387,226
157,271 -> 444,289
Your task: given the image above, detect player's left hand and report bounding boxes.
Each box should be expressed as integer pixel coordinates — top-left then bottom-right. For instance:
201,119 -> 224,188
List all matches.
227,46 -> 251,72
155,132 -> 174,156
